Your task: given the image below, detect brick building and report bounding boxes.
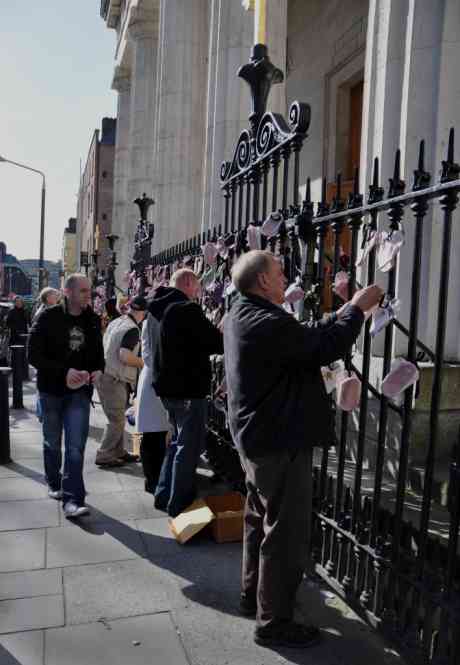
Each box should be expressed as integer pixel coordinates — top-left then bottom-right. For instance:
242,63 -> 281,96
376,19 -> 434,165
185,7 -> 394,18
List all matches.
76,117 -> 116,274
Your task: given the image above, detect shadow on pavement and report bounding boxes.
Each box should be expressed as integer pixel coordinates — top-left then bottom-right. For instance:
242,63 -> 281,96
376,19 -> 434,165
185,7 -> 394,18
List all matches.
4,452 -> 402,664
0,644 -> 23,665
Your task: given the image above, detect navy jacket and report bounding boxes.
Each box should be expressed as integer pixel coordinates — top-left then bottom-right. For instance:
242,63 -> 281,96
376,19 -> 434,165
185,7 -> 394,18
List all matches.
223,294 -> 364,459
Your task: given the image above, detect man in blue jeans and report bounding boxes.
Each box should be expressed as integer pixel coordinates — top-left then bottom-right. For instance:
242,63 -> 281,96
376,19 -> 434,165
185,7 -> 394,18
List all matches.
29,274 -> 104,519
149,269 -> 223,517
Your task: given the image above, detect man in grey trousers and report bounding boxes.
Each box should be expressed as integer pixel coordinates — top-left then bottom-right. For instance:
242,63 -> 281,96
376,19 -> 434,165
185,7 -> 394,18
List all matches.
224,250 -> 382,649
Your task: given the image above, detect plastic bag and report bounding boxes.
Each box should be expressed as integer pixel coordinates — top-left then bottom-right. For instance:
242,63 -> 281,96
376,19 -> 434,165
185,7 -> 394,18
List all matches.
333,271 -> 349,301
202,242 -> 218,266
246,224 -> 261,250
377,230 -> 404,273
284,282 -> 305,304
336,370 -> 362,411
261,212 -> 283,238
370,298 -> 400,337
356,230 -> 381,268
381,358 -> 419,399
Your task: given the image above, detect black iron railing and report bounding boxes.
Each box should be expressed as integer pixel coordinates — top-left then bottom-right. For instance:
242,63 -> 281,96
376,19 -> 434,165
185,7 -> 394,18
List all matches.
144,45 -> 460,665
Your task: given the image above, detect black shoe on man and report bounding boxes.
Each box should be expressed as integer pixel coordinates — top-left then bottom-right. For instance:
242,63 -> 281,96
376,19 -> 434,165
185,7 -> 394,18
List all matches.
254,621 -> 321,649
119,452 -> 139,464
239,593 -> 257,618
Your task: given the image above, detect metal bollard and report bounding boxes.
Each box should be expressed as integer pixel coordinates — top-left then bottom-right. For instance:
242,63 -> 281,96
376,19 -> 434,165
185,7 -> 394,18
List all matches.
10,345 -> 24,410
19,333 -> 30,381
0,368 -> 12,464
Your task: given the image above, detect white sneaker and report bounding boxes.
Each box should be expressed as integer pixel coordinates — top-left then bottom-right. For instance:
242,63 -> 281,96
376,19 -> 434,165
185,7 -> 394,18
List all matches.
63,502 -> 90,519
48,489 -> 63,500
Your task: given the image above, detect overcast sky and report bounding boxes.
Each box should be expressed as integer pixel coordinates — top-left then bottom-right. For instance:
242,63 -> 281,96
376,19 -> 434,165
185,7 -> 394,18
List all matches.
0,2 -> 117,262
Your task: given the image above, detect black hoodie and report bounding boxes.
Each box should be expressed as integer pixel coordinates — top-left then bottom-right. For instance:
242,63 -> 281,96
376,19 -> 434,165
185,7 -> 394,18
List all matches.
148,286 -> 223,399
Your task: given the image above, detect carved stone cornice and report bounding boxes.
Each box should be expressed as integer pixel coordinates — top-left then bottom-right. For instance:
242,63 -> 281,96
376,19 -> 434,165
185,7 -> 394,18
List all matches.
111,65 -> 131,93
102,0 -> 123,29
128,5 -> 158,41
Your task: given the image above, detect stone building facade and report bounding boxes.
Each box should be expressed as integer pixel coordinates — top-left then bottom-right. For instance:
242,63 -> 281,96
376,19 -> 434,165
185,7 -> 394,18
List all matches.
100,0 -> 460,361
76,117 -> 117,274
61,218 -> 77,284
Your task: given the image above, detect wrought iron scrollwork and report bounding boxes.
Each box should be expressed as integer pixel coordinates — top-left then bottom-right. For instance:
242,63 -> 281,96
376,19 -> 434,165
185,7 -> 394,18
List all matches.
220,101 -> 311,183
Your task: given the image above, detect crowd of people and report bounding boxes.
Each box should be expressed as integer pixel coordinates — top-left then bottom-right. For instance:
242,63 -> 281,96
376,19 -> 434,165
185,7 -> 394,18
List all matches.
9,256 -> 382,649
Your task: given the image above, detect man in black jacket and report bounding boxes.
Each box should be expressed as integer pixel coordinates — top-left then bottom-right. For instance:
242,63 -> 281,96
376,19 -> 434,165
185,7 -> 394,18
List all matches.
149,269 -> 223,517
29,274 -> 104,519
6,296 -> 29,345
224,250 -> 382,648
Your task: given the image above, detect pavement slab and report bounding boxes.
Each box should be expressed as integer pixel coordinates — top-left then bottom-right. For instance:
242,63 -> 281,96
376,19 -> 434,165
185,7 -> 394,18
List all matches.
7,443 -> 43,460
0,595 -> 64,634
171,582 -> 404,665
0,530 -> 46,572
0,629 -> 44,665
0,569 -> 62,601
46,520 -> 146,568
0,478 -> 48,502
0,383 -> 407,665
80,491 -> 151,523
0,499 -> 59,531
2,459 -> 45,478
44,613 -> 189,665
63,559 -> 186,625
114,468 -> 146,491
82,470 -> 124,495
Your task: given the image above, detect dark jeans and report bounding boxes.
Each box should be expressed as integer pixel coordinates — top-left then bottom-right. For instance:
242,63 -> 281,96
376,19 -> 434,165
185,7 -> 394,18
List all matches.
39,391 -> 91,506
240,448 -> 313,630
140,431 -> 167,495
155,398 -> 207,517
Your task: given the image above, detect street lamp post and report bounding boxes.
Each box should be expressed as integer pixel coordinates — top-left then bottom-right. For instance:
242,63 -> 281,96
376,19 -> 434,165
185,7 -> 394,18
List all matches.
0,156 -> 46,290
133,193 -> 155,297
80,251 -> 90,276
105,234 -> 119,300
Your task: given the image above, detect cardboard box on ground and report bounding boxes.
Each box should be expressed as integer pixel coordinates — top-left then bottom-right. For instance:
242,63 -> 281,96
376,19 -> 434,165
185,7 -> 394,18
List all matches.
169,493 -> 245,544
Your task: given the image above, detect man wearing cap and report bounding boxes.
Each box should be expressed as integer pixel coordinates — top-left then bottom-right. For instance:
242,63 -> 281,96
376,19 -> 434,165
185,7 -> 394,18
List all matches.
95,295 -> 147,467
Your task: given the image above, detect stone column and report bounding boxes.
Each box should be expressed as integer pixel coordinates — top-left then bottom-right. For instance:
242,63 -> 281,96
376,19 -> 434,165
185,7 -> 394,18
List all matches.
200,0 -> 253,233
360,0 -> 445,357
153,0 -> 210,251
264,0 -> 287,115
111,65 -> 132,285
428,0 -> 460,361
124,5 -> 158,276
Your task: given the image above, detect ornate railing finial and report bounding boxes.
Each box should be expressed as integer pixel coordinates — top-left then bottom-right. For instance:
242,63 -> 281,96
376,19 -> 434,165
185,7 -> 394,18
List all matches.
238,43 -> 283,137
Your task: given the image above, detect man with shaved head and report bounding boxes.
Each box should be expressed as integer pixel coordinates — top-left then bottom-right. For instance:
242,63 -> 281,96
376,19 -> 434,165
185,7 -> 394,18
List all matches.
224,250 -> 383,648
29,273 -> 104,519
148,268 -> 223,516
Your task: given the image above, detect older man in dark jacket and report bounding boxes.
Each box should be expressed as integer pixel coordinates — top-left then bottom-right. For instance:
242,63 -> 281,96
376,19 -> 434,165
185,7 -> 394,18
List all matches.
224,250 -> 382,649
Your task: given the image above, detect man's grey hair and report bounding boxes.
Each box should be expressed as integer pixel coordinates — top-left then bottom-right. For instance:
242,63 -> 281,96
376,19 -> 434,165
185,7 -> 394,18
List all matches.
231,250 -> 274,294
64,273 -> 88,291
39,287 -> 58,304
170,268 -> 197,289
